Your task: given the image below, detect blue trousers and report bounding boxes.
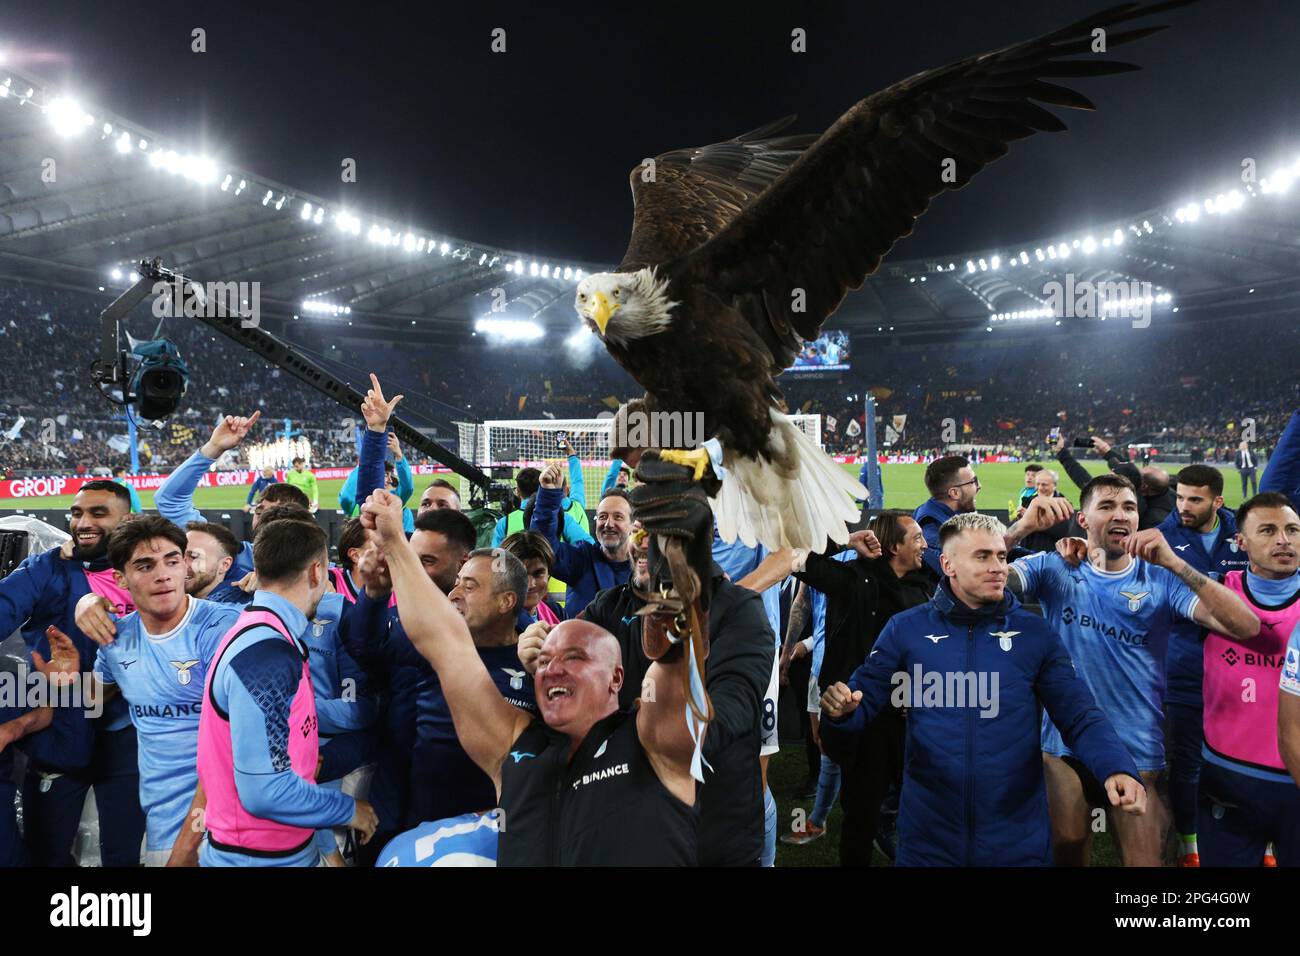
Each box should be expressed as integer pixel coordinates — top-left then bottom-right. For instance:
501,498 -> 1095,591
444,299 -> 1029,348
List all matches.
22,725 -> 145,867
1199,761 -> 1300,866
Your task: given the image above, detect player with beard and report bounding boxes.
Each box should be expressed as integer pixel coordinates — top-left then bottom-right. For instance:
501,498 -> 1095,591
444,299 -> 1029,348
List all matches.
0,480 -> 145,865
1197,493 -> 1300,865
1011,473 -> 1259,866
362,487 -> 702,866
531,463 -> 633,619
182,522 -> 246,604
913,456 -> 980,578
1154,465 -> 1250,865
520,508 -> 774,866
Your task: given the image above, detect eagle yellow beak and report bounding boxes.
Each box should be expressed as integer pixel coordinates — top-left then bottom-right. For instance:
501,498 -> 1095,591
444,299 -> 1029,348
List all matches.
585,291 -> 619,335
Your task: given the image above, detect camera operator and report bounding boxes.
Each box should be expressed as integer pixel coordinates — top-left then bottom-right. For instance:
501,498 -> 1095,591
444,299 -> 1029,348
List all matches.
1053,435 -> 1175,530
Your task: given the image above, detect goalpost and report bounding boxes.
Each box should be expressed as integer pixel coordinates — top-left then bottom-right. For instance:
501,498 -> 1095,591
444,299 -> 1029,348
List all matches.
456,415 -> 824,502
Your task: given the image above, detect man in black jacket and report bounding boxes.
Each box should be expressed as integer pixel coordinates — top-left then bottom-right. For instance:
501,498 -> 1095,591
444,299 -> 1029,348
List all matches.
517,535 -> 774,866
778,510 -> 936,865
1054,435 -> 1175,530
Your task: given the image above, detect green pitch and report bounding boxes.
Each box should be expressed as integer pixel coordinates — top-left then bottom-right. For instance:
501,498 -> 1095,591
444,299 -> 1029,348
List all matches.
7,461 -> 1248,514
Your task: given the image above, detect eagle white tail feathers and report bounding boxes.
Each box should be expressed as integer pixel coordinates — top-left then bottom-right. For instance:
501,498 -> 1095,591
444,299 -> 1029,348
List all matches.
712,409 -> 866,553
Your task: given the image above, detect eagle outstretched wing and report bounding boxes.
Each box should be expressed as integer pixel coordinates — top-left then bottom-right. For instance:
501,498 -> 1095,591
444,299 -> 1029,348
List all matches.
662,0 -> 1195,369
617,116 -> 819,273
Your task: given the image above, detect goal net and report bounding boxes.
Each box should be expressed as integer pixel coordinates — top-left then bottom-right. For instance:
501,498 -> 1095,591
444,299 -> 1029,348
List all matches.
457,415 -> 823,502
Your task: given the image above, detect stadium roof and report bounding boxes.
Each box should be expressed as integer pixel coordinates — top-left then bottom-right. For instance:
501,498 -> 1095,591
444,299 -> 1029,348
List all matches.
2,64 -> 1299,346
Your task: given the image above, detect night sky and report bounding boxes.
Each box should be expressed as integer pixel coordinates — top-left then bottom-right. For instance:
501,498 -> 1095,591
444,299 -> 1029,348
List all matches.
3,0 -> 1297,266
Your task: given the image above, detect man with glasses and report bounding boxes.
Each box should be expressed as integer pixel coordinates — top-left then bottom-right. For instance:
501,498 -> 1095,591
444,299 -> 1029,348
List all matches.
913,457 -> 982,578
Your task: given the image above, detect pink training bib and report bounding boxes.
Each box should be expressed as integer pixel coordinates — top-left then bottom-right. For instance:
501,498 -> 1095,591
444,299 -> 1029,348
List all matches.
330,566 -> 397,608
197,607 -> 321,856
1202,572 -> 1300,773
84,567 -> 135,617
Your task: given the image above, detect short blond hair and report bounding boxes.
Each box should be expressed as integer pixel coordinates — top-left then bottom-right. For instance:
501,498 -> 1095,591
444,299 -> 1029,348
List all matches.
939,512 -> 1007,551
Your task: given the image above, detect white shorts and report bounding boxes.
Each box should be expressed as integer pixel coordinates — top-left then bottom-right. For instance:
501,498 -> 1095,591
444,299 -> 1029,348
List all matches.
759,645 -> 780,756
807,673 -> 821,715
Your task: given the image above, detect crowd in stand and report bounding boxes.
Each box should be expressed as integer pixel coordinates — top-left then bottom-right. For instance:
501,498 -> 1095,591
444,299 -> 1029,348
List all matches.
1,279 -> 1297,478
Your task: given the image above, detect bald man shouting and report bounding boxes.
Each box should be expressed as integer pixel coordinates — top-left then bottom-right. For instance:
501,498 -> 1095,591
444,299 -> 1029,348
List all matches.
360,488 -> 703,866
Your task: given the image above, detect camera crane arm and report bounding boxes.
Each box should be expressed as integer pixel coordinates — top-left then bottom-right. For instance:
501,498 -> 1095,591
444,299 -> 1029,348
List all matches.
93,258 -> 492,493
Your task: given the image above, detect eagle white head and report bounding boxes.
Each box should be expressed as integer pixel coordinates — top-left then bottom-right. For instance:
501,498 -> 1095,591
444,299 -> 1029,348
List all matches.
575,268 -> 677,346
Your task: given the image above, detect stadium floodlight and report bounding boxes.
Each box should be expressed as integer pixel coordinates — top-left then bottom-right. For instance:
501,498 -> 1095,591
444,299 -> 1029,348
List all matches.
47,97 -> 94,137
115,131 -> 133,154
990,256 -> 1000,270
102,122 -> 113,136
566,325 -> 593,349
563,266 -> 573,280
403,232 -> 417,252
966,260 -> 975,273
475,318 -> 544,341
235,179 -> 246,196
574,269 -> 584,280
274,194 -> 286,210
149,149 -> 166,169
541,264 -> 550,278
313,207 -> 324,224
1113,228 -> 1124,245
529,261 -> 540,276
262,190 -> 273,206
1047,246 -> 1057,259
479,253 -> 487,265
162,150 -> 181,174
110,268 -> 122,281
440,242 -> 450,255
301,202 -> 313,221
513,259 -> 523,274
184,156 -> 217,185
138,138 -> 148,150
1057,243 -> 1070,259
1082,236 -> 1097,255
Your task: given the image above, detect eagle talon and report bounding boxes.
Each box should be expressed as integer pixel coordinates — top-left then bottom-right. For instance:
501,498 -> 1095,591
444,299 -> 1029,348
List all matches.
659,447 -> 712,483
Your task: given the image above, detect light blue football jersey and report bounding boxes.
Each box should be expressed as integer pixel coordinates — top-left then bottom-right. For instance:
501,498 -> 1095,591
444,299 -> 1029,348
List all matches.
1011,553 -> 1199,770
95,596 -> 240,850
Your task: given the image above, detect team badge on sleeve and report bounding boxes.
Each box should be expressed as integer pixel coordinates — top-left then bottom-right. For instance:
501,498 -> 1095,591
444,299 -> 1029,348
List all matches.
1282,647 -> 1300,696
